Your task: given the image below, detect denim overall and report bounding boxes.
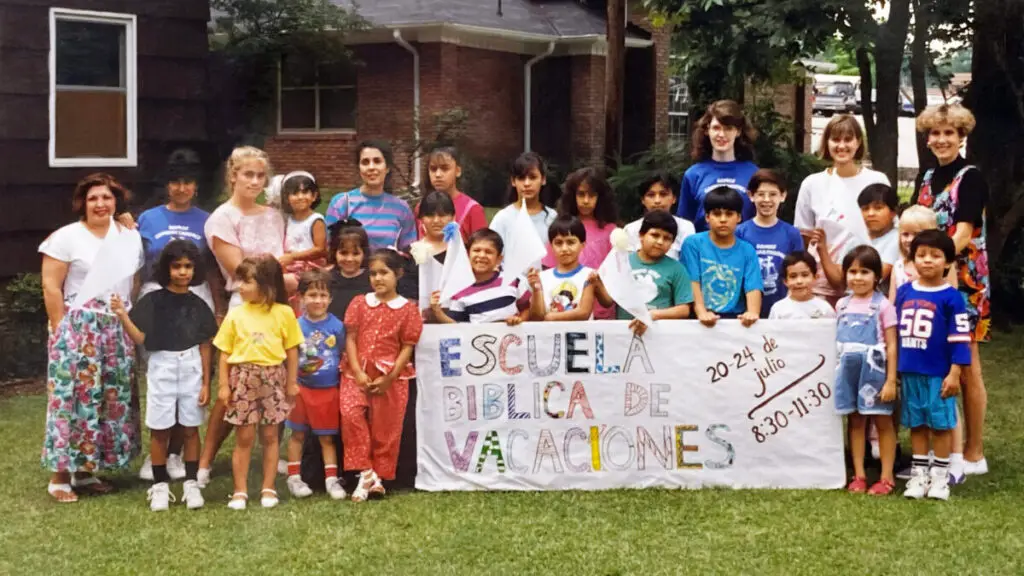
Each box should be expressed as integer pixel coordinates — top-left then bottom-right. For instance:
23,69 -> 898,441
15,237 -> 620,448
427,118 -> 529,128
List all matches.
834,292 -> 891,415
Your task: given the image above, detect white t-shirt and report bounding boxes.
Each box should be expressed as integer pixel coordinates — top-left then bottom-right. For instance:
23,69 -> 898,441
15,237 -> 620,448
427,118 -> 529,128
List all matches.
794,168 -> 889,298
624,216 -> 696,261
891,258 -> 913,292
489,204 -> 556,249
38,222 -> 142,308
871,226 -> 900,265
284,212 -> 325,253
768,296 -> 837,320
539,264 -> 593,316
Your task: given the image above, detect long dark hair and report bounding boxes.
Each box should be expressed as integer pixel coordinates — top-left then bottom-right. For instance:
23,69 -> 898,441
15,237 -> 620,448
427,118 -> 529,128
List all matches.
328,220 -> 370,268
235,255 -> 288,308
506,152 -> 549,206
155,239 -> 204,287
355,139 -> 394,191
691,100 -> 757,162
558,167 -> 619,227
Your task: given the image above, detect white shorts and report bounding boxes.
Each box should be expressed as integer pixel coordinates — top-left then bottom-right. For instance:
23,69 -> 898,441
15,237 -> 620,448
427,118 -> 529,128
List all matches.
146,346 -> 205,430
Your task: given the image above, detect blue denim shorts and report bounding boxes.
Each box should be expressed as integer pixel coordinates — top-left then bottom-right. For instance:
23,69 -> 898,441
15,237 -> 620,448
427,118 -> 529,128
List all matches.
900,373 -> 958,430
834,350 -> 894,416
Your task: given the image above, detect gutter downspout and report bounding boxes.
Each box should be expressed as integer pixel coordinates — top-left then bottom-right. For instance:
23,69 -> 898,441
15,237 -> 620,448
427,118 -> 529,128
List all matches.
394,30 -> 421,192
524,42 -> 556,152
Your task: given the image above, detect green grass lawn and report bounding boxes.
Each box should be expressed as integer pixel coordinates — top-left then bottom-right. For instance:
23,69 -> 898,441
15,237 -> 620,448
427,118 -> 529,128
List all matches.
3,333 -> 1023,575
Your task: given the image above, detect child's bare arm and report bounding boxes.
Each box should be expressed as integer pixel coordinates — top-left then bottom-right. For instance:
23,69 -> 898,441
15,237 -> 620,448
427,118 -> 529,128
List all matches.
429,291 -> 458,324
691,282 -> 718,326
199,342 -> 212,406
811,229 -> 844,289
283,220 -> 328,264
217,353 -> 230,403
880,325 -> 898,402
588,272 -> 615,307
738,290 -> 762,327
650,303 -> 689,321
110,295 -> 146,345
285,346 -> 299,398
888,271 -> 898,302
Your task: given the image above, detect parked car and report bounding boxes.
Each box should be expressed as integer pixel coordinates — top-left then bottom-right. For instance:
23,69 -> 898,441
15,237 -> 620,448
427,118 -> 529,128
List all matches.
813,81 -> 856,116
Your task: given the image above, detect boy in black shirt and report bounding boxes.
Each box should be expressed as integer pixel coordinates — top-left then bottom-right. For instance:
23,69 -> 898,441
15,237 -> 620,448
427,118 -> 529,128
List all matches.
112,240 -> 218,511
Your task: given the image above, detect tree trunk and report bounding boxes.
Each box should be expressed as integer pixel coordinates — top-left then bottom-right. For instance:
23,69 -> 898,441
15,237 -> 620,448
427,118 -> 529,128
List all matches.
604,0 -> 626,166
969,0 -> 1024,269
856,46 -> 876,147
870,0 -> 912,185
910,0 -> 935,180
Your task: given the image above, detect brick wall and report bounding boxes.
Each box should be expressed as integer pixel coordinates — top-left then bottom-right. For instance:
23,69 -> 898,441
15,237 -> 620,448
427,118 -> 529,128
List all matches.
570,55 -> 606,167
631,13 -> 673,145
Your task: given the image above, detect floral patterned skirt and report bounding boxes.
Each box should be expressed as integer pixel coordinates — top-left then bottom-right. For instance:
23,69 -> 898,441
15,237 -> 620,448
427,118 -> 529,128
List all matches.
42,306 -> 140,473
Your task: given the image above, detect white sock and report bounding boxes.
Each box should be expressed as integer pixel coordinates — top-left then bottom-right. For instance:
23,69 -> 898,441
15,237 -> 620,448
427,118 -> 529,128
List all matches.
950,453 -> 964,466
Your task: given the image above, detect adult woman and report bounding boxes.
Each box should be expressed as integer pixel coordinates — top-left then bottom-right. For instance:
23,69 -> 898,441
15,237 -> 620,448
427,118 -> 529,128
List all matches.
795,114 -> 889,304
914,104 -> 990,474
197,146 -> 287,485
135,154 -> 226,482
40,173 -> 144,502
324,140 -> 417,251
677,100 -> 759,232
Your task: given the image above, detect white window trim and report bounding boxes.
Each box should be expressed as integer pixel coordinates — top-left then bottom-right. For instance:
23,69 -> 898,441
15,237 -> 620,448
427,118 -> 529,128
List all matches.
277,59 -> 357,135
48,8 -> 138,168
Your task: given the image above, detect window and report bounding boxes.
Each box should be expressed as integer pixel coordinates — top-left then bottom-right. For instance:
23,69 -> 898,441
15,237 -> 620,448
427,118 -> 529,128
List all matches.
668,78 -> 690,146
49,8 -> 137,167
279,56 -> 357,132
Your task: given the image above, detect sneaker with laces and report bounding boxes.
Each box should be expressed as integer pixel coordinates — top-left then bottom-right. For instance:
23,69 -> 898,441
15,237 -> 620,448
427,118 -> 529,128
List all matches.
147,482 -> 174,512
287,475 -> 313,498
325,477 -> 347,500
139,455 -> 154,481
182,480 -> 205,510
196,467 -> 211,489
167,454 -> 186,481
927,468 -> 951,500
895,465 -> 913,481
903,468 -> 931,499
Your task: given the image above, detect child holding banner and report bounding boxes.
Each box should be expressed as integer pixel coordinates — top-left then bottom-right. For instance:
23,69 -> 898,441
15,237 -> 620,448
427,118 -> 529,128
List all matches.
341,250 -> 424,502
895,230 -> 972,500
528,215 -> 613,321
834,245 -> 898,496
682,187 -> 763,327
624,173 -> 696,260
768,252 -> 836,319
431,229 -> 533,326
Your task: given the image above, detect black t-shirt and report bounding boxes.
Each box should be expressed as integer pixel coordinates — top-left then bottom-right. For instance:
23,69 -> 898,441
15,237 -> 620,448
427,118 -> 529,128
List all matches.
913,156 -> 987,227
130,289 -> 218,352
329,268 -> 370,320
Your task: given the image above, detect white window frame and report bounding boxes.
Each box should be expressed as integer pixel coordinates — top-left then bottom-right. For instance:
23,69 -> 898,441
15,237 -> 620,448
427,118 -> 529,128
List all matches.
48,8 -> 138,168
277,59 -> 357,134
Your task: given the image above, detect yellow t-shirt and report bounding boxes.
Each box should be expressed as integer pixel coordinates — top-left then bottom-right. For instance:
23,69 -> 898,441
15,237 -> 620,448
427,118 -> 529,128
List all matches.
213,302 -> 304,366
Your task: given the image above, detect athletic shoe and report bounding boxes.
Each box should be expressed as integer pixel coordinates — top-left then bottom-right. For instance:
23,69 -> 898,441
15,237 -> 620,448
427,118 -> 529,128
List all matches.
147,482 -> 174,512
139,455 -> 154,481
895,465 -> 913,481
182,480 -> 205,510
927,468 -> 951,500
846,477 -> 868,494
278,459 -> 289,476
196,468 -> 211,489
286,475 -> 313,498
948,469 -> 967,486
964,458 -> 989,476
167,454 -> 186,481
325,477 -> 347,500
903,468 -> 931,499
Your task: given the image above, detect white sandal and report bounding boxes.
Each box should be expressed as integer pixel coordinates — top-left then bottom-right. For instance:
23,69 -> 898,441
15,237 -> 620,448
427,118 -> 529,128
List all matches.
227,492 -> 248,510
260,489 -> 279,508
47,482 -> 78,503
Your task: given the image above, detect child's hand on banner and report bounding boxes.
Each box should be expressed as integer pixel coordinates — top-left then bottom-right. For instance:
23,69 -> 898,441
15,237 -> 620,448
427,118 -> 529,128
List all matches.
628,318 -> 648,337
739,310 -> 759,327
697,309 -> 720,327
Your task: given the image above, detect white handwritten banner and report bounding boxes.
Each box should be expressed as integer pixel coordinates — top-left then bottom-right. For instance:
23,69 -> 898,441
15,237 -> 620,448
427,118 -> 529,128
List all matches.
415,320 -> 844,491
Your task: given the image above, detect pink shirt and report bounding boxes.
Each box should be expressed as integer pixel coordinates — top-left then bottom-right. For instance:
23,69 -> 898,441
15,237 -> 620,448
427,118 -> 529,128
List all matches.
839,294 -> 897,342
417,192 -> 487,242
204,203 -> 285,292
542,218 -> 616,319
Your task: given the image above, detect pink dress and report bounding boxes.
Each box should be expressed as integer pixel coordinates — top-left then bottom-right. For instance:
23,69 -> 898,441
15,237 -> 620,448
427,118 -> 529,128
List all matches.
542,218 -> 616,319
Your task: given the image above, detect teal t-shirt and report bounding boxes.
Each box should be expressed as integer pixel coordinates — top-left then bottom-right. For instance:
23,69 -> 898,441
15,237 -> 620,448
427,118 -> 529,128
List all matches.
616,252 -> 694,320
681,232 -> 764,314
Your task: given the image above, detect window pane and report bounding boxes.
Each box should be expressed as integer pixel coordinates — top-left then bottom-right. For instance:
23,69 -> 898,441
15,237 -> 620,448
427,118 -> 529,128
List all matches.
320,88 -> 356,130
281,56 -> 316,87
281,89 -> 316,129
55,89 -> 127,157
56,20 -> 124,87
318,61 -> 357,86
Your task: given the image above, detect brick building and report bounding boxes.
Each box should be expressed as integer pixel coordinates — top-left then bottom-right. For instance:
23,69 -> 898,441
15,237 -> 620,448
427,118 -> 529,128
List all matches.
265,0 -> 671,197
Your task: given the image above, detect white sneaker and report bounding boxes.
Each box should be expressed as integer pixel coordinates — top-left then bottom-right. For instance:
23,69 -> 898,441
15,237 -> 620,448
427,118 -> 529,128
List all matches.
167,454 -> 186,481
964,458 -> 989,476
147,482 -> 174,512
139,455 -> 154,481
287,475 -> 313,498
325,477 -> 347,500
196,468 -> 211,489
182,480 -> 205,510
278,459 -> 289,476
903,468 -> 931,499
927,468 -> 951,500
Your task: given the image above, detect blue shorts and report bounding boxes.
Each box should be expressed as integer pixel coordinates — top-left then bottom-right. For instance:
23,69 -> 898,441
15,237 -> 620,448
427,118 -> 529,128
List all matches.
834,350 -> 894,416
900,373 -> 958,430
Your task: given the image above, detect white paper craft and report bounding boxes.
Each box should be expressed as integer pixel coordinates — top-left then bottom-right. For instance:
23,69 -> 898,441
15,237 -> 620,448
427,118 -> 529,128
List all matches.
501,199 -> 548,284
71,221 -> 143,309
597,228 -> 654,327
414,223 -> 476,309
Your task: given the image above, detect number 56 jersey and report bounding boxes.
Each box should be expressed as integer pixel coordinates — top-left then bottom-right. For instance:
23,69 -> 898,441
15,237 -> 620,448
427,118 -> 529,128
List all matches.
894,281 -> 972,376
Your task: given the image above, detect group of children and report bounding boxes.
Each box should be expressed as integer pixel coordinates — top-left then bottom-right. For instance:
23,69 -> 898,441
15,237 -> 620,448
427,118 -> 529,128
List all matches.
119,135 -> 971,511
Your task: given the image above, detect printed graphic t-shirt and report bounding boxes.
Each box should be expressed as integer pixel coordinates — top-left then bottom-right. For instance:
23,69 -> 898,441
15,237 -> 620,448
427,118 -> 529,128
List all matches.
616,252 -> 694,320
736,219 -> 804,317
681,232 -> 764,315
297,314 -> 345,388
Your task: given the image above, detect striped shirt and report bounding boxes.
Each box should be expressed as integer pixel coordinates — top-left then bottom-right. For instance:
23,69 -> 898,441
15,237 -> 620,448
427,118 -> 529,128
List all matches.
446,272 -> 531,323
325,188 -> 417,250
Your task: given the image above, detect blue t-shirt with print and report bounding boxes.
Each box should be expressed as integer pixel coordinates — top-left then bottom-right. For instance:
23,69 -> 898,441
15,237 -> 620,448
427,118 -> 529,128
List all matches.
682,232 -> 764,315
138,205 -> 210,281
677,160 -> 758,232
736,219 -> 804,318
297,314 -> 345,388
